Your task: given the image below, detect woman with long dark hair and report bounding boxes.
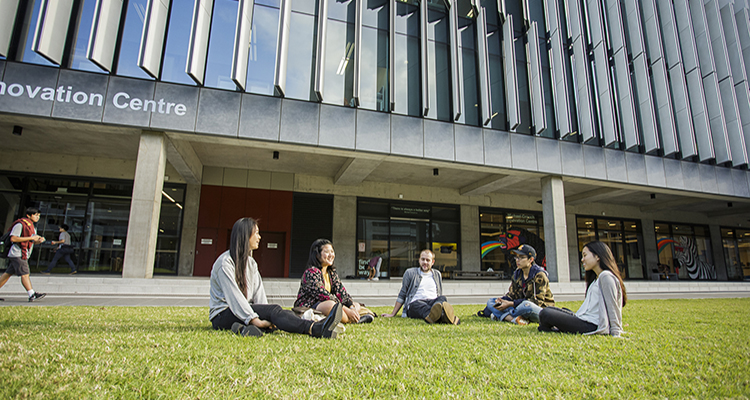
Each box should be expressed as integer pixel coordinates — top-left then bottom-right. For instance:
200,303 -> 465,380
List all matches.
209,218 -> 342,338
294,238 -> 373,324
538,241 -> 627,337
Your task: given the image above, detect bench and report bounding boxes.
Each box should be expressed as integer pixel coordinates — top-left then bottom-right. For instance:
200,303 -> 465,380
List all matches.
451,271 -> 506,280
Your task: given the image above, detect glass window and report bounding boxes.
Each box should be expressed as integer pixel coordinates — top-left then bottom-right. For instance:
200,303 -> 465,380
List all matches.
69,0 -> 107,73
505,0 -> 531,134
116,0 -> 154,79
16,0 -> 56,66
722,228 -> 750,281
323,0 -> 356,107
457,16 -> 478,126
654,221 -> 717,280
425,5 -> 451,121
244,3 -> 280,94
359,0 -> 389,111
204,0 -> 240,90
481,209 -> 546,279
393,2 -> 421,116
161,0 -> 198,85
486,0 -> 506,130
284,5 -> 317,100
155,185 -> 184,274
527,0 -> 556,138
576,216 -> 645,280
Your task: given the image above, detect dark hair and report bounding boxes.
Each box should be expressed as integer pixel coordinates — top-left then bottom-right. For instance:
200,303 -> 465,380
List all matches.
25,207 -> 40,217
61,224 -> 69,231
582,241 -> 627,307
420,249 -> 435,258
229,217 -> 258,298
307,238 -> 333,270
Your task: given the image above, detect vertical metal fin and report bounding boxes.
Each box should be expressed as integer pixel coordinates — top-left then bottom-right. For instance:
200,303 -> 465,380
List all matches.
139,0 -> 172,79
186,0 -> 215,85
352,0 -> 363,107
32,0 -> 75,65
314,0 -> 329,101
0,0 -> 20,57
231,0 -> 254,90
420,0 -> 429,116
273,0 -> 292,96
88,0 -> 124,72
503,14 -> 519,130
449,0 -> 462,121
527,22 -> 545,134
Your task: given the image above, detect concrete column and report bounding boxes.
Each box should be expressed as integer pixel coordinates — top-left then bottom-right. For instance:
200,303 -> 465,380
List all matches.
123,131 -> 167,279
177,183 -> 201,276
332,195 -> 357,277
709,224 -> 728,280
641,219 -> 658,277
566,212 -> 582,281
460,204 -> 480,271
541,176 -> 569,282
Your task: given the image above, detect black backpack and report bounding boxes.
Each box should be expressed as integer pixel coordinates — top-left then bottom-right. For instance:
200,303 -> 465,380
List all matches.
0,229 -> 12,259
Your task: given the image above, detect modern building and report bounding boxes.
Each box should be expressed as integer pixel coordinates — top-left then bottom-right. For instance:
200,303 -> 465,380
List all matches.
1,0 -> 750,286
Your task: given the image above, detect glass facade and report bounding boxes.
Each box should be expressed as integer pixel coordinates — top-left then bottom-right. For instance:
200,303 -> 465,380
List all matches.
393,1 -> 421,117
721,228 -> 750,281
115,0 -> 154,80
655,222 -> 716,280
356,199 -> 459,278
360,0 -> 389,111
480,209 -> 544,279
0,173 -> 184,275
576,216 -> 645,280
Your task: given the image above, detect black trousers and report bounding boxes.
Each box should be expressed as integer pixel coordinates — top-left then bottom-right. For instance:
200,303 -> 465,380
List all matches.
538,306 -> 597,334
406,295 -> 448,319
211,304 -> 313,334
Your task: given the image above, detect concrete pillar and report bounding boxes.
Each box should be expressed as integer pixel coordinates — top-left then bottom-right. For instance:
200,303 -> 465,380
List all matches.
566,212 -> 582,281
460,204 -> 480,271
709,224 -> 728,280
123,131 -> 167,278
541,176 -> 569,282
332,195 -> 357,277
177,183 -> 201,276
641,219 -> 658,277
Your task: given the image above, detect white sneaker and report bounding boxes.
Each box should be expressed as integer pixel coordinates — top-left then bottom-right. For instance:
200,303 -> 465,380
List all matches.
372,277 -> 379,281
490,314 -> 497,321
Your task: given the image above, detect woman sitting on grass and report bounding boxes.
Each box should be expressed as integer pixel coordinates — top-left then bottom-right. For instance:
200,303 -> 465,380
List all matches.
538,241 -> 626,337
209,218 -> 342,338
294,239 -> 374,324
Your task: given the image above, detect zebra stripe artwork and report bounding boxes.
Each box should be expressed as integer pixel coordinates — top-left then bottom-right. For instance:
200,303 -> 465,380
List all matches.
658,236 -> 717,280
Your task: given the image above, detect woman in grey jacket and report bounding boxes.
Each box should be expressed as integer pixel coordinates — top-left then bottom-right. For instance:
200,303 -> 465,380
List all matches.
538,241 -> 627,337
209,217 -> 342,338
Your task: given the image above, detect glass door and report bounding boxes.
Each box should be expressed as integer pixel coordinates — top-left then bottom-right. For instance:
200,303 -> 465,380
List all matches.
82,199 -> 130,273
388,218 -> 429,277
26,195 -> 88,272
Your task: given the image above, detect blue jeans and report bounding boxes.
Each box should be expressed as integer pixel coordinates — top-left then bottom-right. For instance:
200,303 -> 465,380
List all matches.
484,298 -> 543,323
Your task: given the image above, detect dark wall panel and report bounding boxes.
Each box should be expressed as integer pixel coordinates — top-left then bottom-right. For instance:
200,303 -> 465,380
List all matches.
290,193 -> 334,278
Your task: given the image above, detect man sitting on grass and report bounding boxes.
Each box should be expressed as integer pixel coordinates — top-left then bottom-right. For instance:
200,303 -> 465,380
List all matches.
381,249 -> 460,325
479,244 -> 554,325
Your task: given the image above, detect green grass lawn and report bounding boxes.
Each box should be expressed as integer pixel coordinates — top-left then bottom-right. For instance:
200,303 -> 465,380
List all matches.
1,298 -> 749,399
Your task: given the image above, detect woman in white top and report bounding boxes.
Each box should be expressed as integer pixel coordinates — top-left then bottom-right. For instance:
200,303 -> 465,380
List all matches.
538,241 -> 627,337
209,217 -> 342,338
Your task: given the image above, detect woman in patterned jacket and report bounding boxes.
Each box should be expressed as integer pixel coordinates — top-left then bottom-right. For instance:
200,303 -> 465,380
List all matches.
294,238 -> 373,324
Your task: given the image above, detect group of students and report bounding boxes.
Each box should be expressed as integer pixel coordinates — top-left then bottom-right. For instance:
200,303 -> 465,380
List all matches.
210,217 -> 626,339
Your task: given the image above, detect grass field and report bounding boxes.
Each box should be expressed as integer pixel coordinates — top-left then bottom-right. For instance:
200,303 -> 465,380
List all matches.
1,298 -> 749,399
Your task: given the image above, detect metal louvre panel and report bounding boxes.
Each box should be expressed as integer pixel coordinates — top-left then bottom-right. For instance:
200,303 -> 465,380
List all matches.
656,0 -> 683,69
592,43 -> 617,146
352,0 -> 363,106
735,81 -> 750,158
688,0 -> 717,76
736,8 -> 750,85
585,0 -> 605,46
673,0 -> 700,73
605,0 -> 626,54
476,4 -> 492,126
420,0 -> 429,116
503,14 -> 520,130
566,0 -> 582,40
545,0 -> 573,137
652,60 -> 679,155
633,54 -> 658,152
527,22 -> 545,134
718,77 -> 748,166
572,36 -> 596,143
88,0 -> 123,72
620,0 -> 644,56
702,71 -> 732,163
704,0 -> 730,80
273,0 -> 292,96
32,0 -> 75,65
0,0 -> 20,57
186,0 -> 214,85
313,0 -> 328,101
389,0 -> 395,111
686,68 -> 716,161
233,0 -> 255,90
668,63 -> 699,158
449,0 -> 462,121
614,49 -> 640,150
139,0 -> 172,79
721,4 -> 746,85
637,0 -> 662,61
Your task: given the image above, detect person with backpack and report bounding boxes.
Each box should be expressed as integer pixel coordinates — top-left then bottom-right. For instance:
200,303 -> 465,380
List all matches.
0,207 -> 47,302
41,224 -> 77,275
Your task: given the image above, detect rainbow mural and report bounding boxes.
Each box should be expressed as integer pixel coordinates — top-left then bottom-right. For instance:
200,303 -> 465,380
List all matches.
481,230 -> 522,258
657,238 -> 679,254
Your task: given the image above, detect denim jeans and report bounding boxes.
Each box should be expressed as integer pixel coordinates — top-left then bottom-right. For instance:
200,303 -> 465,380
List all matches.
406,296 -> 448,320
484,298 -> 543,323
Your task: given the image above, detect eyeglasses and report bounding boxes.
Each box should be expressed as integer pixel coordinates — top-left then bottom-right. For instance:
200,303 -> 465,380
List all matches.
512,256 -> 528,260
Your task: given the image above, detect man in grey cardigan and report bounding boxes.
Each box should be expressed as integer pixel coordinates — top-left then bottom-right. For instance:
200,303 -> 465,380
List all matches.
380,249 -> 460,325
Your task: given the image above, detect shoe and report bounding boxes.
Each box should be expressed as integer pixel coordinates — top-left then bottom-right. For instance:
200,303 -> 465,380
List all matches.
69,270 -> 77,275
425,303 -> 443,323
358,314 -> 374,324
440,302 -> 459,325
231,322 -> 264,337
490,314 -> 498,321
311,303 -> 343,338
40,271 -> 50,275
371,277 -> 379,281
29,292 -> 46,302
513,316 -> 529,326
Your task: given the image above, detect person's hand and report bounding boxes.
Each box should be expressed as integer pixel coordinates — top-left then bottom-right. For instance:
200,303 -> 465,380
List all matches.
32,235 -> 45,244
496,299 -> 513,311
381,312 -> 395,318
250,318 -> 274,329
344,306 -> 360,323
351,302 -> 361,314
